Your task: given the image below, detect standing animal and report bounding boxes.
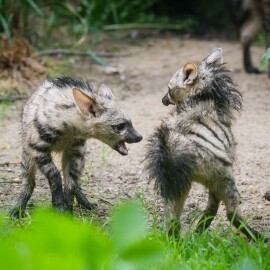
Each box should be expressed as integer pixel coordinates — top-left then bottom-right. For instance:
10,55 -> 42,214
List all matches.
10,76 -> 143,218
229,0 -> 270,76
145,48 -> 262,240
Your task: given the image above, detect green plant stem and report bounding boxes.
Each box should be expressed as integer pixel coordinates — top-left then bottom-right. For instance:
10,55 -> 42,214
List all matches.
103,23 -> 190,31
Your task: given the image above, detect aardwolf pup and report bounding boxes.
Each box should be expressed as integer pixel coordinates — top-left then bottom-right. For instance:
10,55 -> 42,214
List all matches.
10,76 -> 142,218
146,49 -> 262,239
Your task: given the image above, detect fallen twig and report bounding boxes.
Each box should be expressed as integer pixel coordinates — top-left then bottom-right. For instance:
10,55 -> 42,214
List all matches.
0,181 -> 21,184
98,198 -> 113,206
103,23 -> 191,31
0,161 -> 21,167
37,49 -> 130,58
0,95 -> 28,102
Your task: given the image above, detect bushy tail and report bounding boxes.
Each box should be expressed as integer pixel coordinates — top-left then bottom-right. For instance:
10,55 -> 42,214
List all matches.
145,125 -> 194,201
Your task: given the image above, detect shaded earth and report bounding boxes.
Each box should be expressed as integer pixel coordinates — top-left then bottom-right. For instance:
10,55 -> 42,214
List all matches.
0,35 -> 269,234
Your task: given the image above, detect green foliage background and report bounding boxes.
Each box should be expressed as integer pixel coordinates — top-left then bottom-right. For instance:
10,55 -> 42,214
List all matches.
0,0 -> 231,47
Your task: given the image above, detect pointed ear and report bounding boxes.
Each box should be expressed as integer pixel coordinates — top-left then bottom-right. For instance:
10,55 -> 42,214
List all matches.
204,48 -> 223,65
98,84 -> 114,100
72,88 -> 96,117
183,63 -> 198,85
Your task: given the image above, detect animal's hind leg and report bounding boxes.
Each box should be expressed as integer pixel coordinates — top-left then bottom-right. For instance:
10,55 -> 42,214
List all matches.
195,191 -> 220,233
62,139 -> 97,212
166,185 -> 191,237
262,0 -> 270,78
10,150 -> 36,218
222,178 -> 261,240
240,15 -> 262,74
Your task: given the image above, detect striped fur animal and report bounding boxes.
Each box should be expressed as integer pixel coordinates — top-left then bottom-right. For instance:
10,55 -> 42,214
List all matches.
145,49 -> 262,239
10,76 -> 142,218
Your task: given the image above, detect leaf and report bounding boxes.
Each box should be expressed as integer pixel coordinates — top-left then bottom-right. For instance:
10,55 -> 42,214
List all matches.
231,258 -> 260,270
26,0 -> 44,17
86,50 -> 108,66
0,14 -> 11,39
17,209 -> 112,270
259,47 -> 270,70
63,2 -> 88,47
111,201 -> 147,252
120,238 -> 165,268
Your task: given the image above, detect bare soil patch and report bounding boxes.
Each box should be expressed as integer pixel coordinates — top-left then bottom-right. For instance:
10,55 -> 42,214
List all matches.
0,36 -> 269,233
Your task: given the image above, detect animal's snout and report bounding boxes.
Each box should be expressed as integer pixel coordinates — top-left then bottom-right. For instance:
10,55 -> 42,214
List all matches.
125,128 -> 143,143
135,132 -> 143,142
162,93 -> 171,106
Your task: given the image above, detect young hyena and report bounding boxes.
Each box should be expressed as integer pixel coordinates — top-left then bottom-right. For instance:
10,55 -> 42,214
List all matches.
10,76 -> 142,218
145,49 -> 263,240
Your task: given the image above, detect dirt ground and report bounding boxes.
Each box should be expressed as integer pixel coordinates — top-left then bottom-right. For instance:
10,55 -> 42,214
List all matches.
0,35 -> 269,233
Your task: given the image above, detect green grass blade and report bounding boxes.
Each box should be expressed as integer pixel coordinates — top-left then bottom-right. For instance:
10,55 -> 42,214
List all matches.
26,0 -> 44,17
0,13 -> 11,39
259,47 -> 270,70
86,50 -> 108,66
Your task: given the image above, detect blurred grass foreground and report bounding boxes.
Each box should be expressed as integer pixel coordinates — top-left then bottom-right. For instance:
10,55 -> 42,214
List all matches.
0,201 -> 164,270
0,201 -> 270,270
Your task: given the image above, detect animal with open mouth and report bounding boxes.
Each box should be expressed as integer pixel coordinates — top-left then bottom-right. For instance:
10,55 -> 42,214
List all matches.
10,76 -> 143,218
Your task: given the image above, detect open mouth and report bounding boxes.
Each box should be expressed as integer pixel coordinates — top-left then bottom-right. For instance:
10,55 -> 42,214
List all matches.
114,140 -> 128,156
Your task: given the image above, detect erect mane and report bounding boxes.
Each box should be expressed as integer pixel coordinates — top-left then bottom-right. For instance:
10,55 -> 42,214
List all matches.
188,64 -> 242,121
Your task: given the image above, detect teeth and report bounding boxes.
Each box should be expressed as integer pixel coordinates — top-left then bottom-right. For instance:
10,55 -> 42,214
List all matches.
114,141 -> 128,155
119,141 -> 128,155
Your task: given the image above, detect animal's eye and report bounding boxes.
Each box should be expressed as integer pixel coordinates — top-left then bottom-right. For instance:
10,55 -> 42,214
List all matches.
112,123 -> 126,132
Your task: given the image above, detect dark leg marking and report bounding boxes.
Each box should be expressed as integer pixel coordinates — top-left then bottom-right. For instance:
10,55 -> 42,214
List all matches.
62,140 -> 97,212
35,153 -> 67,211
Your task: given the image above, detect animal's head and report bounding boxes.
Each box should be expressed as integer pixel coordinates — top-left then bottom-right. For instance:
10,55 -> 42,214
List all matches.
73,85 -> 143,155
162,48 -> 224,106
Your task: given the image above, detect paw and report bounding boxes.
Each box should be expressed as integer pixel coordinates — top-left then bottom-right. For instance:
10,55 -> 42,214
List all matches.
74,188 -> 99,211
245,66 -> 260,74
9,206 -> 26,219
78,201 -> 99,211
167,220 -> 181,238
54,202 -> 70,213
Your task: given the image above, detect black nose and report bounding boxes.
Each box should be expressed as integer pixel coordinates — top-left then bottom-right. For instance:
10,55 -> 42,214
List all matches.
162,93 -> 170,106
136,133 -> 143,142
125,130 -> 143,144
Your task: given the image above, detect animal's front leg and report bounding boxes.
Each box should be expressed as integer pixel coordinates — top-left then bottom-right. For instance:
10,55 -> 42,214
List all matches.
35,153 -> 67,211
62,139 -> 97,212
